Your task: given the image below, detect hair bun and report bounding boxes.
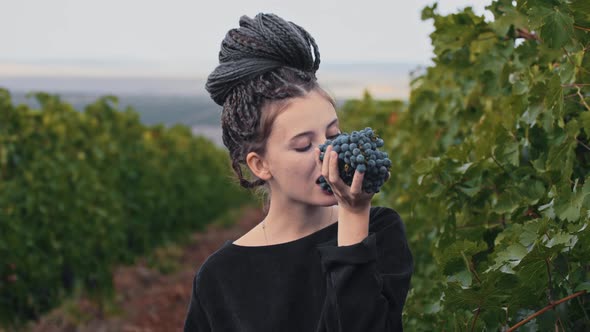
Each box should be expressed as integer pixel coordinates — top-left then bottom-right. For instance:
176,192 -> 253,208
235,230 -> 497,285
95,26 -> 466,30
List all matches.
206,12 -> 321,106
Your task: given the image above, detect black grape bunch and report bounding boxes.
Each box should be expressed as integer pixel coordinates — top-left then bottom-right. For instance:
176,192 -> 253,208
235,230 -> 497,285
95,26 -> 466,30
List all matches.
318,127 -> 391,194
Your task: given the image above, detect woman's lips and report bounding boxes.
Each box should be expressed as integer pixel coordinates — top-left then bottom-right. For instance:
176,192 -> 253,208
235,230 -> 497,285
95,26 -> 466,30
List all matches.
315,175 -> 334,195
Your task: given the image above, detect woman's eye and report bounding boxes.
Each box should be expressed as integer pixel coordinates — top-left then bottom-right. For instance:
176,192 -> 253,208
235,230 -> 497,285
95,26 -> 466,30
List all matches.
328,132 -> 342,139
294,132 -> 341,152
295,144 -> 312,152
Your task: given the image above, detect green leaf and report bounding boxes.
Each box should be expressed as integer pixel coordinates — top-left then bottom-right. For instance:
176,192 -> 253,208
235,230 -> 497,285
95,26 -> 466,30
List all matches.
546,131 -> 576,181
427,182 -> 446,198
519,222 -> 539,248
554,178 -> 590,221
521,104 -> 543,128
447,269 -> 473,289
580,111 -> 590,135
539,198 -> 556,219
435,240 -> 487,275
529,6 -> 575,49
545,74 -> 564,120
486,243 -> 529,274
574,282 -> 590,292
510,71 -> 530,95
568,0 -> 590,25
518,179 -> 546,205
414,157 -> 440,174
494,189 -> 520,214
455,162 -> 473,174
458,185 -> 481,197
493,128 -> 521,167
543,232 -> 578,251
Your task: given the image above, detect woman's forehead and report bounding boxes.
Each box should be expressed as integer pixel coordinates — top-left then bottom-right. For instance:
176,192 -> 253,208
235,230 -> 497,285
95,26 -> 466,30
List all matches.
271,93 -> 337,138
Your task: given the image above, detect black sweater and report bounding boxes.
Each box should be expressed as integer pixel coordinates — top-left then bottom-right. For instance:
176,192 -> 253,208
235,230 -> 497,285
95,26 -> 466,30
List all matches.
183,206 -> 413,332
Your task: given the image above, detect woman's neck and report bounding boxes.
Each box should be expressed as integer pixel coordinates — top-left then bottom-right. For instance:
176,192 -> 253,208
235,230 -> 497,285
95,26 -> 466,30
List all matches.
261,199 -> 337,245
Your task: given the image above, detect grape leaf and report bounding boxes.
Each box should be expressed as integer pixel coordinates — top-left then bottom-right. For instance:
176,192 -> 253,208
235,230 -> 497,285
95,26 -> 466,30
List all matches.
528,6 -> 575,49
554,177 -> 590,221
486,243 -> 529,274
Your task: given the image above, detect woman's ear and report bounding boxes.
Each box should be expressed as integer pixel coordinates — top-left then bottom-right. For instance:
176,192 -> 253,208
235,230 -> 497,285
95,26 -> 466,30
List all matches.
246,151 -> 272,181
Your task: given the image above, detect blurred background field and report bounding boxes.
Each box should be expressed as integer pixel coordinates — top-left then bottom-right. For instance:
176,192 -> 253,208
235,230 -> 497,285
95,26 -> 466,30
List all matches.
2,0 -> 590,331
3,62 -> 415,147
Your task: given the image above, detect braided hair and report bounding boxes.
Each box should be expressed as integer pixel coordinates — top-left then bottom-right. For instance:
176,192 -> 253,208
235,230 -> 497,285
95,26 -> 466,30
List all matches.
206,13 -> 335,199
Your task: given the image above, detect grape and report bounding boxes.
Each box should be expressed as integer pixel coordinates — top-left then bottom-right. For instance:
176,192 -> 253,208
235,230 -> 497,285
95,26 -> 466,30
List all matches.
317,127 -> 392,194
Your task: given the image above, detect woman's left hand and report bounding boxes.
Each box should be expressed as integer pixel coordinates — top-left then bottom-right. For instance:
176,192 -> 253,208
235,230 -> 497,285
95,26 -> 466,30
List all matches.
315,145 -> 376,213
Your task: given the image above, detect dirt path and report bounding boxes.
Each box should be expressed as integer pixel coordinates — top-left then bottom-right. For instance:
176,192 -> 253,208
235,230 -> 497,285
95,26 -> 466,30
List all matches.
27,206 -> 264,332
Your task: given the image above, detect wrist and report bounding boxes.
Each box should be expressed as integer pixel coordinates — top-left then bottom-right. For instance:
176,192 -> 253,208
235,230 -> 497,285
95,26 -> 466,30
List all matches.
336,205 -> 370,246
338,204 -> 370,217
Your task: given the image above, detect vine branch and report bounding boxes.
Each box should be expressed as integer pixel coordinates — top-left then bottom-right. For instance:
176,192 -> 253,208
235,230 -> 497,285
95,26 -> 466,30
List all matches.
577,139 -> 590,152
574,25 -> 590,32
516,28 -> 540,41
576,87 -> 590,112
507,290 -> 587,332
490,153 -> 510,176
470,307 -> 481,332
545,258 -> 554,304
562,47 -> 590,75
467,254 -> 482,284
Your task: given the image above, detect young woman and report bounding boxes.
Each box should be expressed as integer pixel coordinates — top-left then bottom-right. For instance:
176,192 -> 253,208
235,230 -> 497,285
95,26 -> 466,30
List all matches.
183,12 -> 413,332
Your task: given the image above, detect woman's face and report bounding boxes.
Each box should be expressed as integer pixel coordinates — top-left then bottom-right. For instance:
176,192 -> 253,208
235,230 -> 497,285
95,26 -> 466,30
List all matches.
263,89 -> 341,206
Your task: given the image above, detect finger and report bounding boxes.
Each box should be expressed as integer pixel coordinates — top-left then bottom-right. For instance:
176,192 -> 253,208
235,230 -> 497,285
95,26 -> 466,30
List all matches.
386,171 -> 391,182
350,168 -> 365,194
328,150 -> 341,184
321,145 -> 332,180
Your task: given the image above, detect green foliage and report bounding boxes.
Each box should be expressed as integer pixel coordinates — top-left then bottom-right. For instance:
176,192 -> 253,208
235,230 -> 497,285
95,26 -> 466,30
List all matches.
339,1 -> 590,330
0,90 -> 250,327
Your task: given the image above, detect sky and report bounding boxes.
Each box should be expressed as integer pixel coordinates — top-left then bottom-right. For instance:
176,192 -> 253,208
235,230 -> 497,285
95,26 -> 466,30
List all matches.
0,0 -> 493,77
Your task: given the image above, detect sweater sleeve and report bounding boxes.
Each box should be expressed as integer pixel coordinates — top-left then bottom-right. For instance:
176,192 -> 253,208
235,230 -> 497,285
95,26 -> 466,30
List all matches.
316,207 -> 413,332
183,274 -> 212,332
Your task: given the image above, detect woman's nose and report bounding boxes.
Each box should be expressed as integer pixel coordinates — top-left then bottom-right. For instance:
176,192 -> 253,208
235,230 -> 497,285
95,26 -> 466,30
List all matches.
314,147 -> 323,168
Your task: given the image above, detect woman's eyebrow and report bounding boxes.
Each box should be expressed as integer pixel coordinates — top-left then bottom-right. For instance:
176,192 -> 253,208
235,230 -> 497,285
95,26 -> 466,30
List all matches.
289,118 -> 339,141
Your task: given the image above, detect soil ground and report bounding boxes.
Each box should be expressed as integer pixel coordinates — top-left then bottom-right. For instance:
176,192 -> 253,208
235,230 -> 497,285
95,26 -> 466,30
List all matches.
23,205 -> 264,332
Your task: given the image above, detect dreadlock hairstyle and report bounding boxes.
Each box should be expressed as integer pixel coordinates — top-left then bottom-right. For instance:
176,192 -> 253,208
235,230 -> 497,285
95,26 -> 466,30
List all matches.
205,13 -> 335,207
